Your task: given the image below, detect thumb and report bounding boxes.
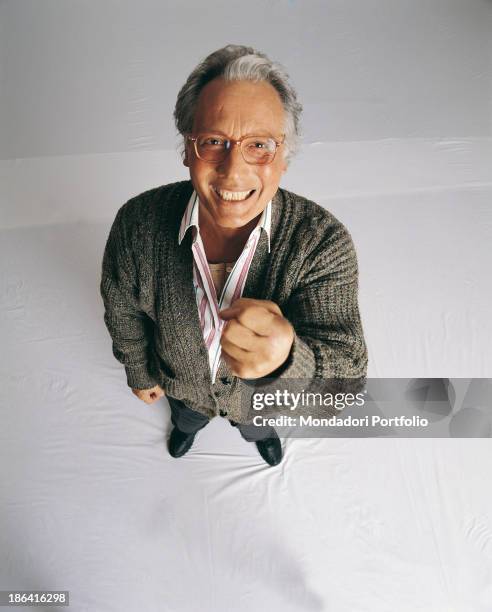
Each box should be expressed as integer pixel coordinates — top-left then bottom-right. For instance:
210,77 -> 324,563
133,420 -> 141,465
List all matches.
219,307 -> 240,320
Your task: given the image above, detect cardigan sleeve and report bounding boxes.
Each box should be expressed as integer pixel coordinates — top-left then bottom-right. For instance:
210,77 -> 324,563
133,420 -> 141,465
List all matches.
100,206 -> 158,390
265,221 -> 368,388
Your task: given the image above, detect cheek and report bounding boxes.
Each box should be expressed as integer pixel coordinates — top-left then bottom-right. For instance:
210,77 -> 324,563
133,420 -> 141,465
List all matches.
190,161 -> 211,183
259,165 -> 282,189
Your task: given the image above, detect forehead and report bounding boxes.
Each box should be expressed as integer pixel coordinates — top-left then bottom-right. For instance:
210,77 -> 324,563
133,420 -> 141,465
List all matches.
192,77 -> 285,135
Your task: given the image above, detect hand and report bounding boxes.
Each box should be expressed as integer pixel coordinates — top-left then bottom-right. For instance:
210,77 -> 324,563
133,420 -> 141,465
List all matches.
219,298 -> 295,379
132,384 -> 165,405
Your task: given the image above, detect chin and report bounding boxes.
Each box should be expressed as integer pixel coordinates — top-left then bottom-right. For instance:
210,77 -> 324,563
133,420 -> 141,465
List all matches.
215,211 -> 254,228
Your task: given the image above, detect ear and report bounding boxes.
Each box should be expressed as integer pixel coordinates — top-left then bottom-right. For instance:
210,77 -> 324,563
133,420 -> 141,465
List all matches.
279,149 -> 289,173
183,147 -> 190,168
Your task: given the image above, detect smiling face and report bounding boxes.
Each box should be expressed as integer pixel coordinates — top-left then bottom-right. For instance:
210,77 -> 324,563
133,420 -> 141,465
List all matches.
183,77 -> 288,233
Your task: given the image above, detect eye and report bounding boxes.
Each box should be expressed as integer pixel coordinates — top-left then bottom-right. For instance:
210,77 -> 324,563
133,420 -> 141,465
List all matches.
201,136 -> 224,146
245,137 -> 274,151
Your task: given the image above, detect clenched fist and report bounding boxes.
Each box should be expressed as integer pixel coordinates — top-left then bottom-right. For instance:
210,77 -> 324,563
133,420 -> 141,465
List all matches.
132,384 -> 165,405
219,297 -> 295,379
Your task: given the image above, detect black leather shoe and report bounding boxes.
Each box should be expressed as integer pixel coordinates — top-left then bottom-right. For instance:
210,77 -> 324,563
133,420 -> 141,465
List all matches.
168,426 -> 196,458
255,432 -> 283,466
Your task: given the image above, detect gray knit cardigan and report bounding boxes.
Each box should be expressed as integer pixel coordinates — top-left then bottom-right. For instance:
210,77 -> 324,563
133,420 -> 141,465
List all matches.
100,180 -> 368,423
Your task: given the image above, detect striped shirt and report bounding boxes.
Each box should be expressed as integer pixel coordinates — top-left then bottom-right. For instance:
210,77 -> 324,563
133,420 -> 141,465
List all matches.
178,190 -> 272,383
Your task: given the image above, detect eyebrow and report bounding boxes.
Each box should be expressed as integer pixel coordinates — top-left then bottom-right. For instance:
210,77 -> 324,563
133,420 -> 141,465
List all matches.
198,129 -> 278,139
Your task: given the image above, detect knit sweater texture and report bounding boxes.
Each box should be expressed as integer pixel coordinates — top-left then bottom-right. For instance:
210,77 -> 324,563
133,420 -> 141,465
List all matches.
100,179 -> 368,423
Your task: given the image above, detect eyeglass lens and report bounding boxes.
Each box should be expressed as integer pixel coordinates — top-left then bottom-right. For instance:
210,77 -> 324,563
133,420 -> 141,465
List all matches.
196,134 -> 277,164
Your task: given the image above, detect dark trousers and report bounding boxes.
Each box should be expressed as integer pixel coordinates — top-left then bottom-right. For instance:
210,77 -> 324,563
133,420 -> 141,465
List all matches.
167,395 -> 276,443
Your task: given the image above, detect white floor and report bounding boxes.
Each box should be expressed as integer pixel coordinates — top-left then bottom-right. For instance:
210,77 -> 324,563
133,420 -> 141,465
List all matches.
1,212 -> 491,612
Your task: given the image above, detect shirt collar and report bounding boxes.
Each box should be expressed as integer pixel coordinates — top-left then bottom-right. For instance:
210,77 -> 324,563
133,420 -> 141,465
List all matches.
178,189 -> 272,253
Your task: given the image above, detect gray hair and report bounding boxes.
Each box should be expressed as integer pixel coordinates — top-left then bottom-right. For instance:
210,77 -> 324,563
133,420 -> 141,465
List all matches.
173,44 -> 303,166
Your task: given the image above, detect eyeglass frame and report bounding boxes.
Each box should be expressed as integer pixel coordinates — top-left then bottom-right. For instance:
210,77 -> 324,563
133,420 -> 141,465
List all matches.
186,132 -> 286,165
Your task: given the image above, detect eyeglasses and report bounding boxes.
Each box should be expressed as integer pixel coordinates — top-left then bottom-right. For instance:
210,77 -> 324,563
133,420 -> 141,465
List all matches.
186,133 -> 285,165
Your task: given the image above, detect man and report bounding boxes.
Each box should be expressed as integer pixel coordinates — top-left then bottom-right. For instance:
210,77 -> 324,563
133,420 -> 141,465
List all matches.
100,45 -> 368,467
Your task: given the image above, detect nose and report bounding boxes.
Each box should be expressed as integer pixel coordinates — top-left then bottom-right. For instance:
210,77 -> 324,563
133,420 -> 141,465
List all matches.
215,141 -> 249,178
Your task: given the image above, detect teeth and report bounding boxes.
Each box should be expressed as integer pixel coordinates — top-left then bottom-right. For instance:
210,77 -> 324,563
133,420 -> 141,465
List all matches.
214,188 -> 253,201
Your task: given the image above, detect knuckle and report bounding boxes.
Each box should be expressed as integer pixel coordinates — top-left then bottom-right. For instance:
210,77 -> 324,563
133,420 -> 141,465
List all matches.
250,364 -> 262,378
236,310 -> 249,326
269,332 -> 284,352
236,364 -> 248,378
227,319 -> 239,334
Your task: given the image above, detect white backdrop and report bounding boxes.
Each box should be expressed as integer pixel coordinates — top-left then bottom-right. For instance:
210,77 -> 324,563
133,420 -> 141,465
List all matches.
1,1 -> 491,611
